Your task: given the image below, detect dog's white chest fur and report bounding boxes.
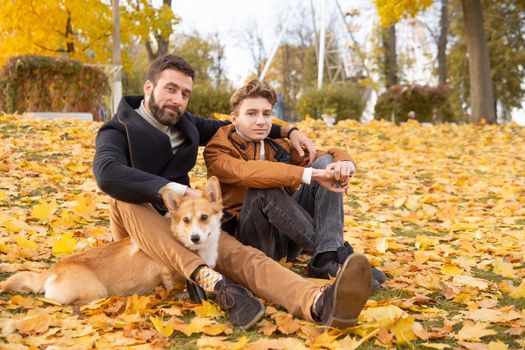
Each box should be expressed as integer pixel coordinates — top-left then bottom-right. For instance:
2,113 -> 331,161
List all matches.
194,231 -> 220,268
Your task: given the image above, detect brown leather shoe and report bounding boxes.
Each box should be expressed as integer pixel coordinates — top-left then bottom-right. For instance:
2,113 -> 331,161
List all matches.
214,278 -> 265,329
312,254 -> 372,328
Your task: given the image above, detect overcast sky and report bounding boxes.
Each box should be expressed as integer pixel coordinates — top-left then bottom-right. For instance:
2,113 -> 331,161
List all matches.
172,0 -> 377,84
171,0 -> 525,124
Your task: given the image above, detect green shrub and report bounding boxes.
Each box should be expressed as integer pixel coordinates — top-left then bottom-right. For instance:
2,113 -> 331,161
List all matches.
374,84 -> 456,123
297,83 -> 365,122
0,55 -> 109,116
186,84 -> 234,119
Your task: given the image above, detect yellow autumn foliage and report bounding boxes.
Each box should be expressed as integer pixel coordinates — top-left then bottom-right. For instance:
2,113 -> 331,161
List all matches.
0,114 -> 523,349
0,0 -> 179,67
372,0 -> 434,27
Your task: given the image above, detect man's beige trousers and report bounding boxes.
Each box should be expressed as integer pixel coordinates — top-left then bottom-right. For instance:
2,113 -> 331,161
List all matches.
109,198 -> 320,321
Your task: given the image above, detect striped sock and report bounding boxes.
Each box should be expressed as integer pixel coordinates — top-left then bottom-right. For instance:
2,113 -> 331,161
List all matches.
194,266 -> 223,292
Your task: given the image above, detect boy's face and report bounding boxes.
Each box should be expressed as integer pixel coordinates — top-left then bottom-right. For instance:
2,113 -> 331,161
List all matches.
231,97 -> 273,142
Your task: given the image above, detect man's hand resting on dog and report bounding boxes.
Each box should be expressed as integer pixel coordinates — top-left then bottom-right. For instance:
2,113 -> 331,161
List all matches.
184,188 -> 203,198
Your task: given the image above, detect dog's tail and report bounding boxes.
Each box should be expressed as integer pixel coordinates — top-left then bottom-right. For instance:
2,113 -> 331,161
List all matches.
0,271 -> 49,294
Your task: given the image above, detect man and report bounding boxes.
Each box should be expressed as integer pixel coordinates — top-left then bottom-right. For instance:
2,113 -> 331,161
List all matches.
93,55 -> 372,329
204,79 -> 386,289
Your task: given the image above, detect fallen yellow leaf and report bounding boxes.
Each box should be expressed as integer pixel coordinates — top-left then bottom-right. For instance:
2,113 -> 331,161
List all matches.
16,314 -> 52,335
31,199 -> 56,222
193,300 -> 222,318
456,322 -> 497,342
149,316 -> 174,337
51,233 -> 78,256
488,340 -> 509,350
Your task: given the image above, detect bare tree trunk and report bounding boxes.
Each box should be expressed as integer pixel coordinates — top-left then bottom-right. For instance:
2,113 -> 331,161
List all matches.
461,0 -> 496,123
146,0 -> 172,61
239,22 -> 266,76
438,0 -> 448,85
382,25 -> 397,88
210,32 -> 226,88
65,11 -> 75,55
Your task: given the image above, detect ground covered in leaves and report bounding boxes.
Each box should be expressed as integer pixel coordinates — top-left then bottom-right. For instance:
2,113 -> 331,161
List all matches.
0,114 -> 524,349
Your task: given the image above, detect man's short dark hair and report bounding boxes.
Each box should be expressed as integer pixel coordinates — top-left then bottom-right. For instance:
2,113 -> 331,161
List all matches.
230,79 -> 277,113
146,54 -> 195,84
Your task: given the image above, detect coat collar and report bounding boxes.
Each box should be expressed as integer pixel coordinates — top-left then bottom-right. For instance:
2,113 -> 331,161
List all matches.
115,96 -> 199,179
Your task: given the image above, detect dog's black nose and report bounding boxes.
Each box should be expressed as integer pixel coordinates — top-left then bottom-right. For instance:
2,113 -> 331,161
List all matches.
191,235 -> 200,243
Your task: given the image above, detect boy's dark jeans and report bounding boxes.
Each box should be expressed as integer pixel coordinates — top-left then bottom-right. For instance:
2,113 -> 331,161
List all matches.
237,154 -> 344,261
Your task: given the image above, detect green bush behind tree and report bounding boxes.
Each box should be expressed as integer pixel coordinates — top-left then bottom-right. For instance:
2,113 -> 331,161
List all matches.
297,83 -> 365,122
374,84 -> 456,124
0,55 -> 109,117
186,84 -> 234,119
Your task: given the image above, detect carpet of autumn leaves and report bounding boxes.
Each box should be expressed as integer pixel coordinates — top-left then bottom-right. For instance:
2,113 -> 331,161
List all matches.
0,113 -> 524,350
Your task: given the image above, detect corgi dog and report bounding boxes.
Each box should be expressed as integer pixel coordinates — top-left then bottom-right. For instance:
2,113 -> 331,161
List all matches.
160,177 -> 223,269
0,177 -> 223,304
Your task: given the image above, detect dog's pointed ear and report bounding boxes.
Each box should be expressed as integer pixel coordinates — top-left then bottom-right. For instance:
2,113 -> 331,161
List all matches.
160,187 -> 184,213
203,176 -> 222,205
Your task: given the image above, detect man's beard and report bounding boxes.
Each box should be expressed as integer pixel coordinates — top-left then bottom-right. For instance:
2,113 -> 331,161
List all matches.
148,92 -> 184,126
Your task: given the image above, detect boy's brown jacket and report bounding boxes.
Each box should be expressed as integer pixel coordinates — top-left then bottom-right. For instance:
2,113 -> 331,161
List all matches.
204,124 -> 354,216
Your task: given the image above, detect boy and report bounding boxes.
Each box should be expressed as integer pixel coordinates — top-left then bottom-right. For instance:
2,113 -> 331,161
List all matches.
204,79 -> 386,288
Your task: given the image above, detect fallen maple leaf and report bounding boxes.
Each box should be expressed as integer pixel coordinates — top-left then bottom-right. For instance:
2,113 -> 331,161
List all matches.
452,275 -> 489,290
273,312 -> 302,335
360,304 -> 405,327
462,307 -> 522,323
441,264 -> 464,277
390,314 -> 417,346
16,314 -> 52,335
9,295 -> 43,309
488,340 -> 509,350
193,300 -> 222,318
510,280 -> 525,298
377,327 -> 394,344
31,199 -> 56,222
491,259 -> 517,279
172,317 -> 229,337
456,321 -> 497,342
125,295 -> 152,314
149,316 -> 174,337
259,319 -> 277,336
307,331 -> 341,349
412,321 -> 430,340
51,233 -> 78,256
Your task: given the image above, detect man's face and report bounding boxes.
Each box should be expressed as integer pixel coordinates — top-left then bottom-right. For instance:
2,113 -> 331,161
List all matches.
231,97 -> 273,142
143,69 -> 193,126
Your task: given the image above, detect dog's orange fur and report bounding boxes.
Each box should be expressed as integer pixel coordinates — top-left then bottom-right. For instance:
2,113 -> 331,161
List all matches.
0,177 -> 223,304
161,176 -> 223,268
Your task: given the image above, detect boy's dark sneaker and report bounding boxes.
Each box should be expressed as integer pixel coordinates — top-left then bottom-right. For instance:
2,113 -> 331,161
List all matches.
308,242 -> 354,278
312,254 -> 372,328
308,242 -> 387,291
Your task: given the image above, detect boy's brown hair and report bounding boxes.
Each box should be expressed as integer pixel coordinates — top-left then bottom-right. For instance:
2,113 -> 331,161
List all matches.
230,79 -> 277,113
